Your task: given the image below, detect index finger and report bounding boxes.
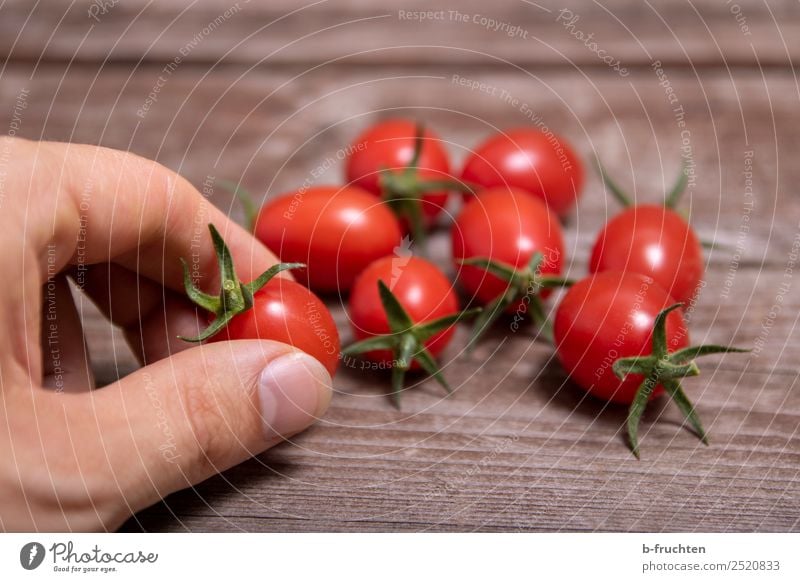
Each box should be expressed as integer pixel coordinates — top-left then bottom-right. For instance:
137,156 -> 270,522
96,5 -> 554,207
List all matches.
24,139 -> 278,291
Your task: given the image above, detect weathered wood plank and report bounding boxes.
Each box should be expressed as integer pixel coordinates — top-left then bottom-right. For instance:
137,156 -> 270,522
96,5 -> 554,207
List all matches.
122,363 -> 799,532
0,0 -> 798,67
1,63 -> 795,266
0,63 -> 797,531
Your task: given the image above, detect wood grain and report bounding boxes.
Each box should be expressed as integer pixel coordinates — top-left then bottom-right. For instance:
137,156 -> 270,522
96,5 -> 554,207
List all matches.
1,0 -> 799,67
0,0 -> 797,532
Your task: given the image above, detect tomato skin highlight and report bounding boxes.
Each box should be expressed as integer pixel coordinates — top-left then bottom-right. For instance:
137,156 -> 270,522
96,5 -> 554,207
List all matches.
254,186 -> 402,293
452,187 -> 565,310
589,204 -> 704,305
461,128 -> 584,215
345,119 -> 452,225
348,256 -> 459,366
212,277 -> 340,376
553,271 -> 690,404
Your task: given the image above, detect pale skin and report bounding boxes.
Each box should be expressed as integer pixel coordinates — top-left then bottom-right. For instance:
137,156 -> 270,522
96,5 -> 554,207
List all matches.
0,137 -> 333,531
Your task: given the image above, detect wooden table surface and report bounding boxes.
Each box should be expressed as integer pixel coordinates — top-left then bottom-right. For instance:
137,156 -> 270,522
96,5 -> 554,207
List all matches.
2,0 -> 798,532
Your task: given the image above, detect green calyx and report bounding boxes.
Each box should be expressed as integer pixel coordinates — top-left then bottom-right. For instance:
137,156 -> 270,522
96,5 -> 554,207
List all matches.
342,280 -> 480,408
596,159 -> 688,210
595,160 -> 732,249
379,122 -> 474,248
613,303 -> 749,458
215,179 -> 260,233
178,223 -> 304,342
459,251 -> 573,349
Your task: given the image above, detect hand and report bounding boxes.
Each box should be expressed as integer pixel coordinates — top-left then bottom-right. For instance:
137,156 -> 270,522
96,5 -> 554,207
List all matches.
0,137 -> 333,531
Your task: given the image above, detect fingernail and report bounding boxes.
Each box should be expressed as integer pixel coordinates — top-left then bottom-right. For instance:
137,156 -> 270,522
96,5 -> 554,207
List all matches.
258,351 -> 332,439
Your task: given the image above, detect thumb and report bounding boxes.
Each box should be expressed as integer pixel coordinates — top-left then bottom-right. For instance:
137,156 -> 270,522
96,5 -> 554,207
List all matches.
75,340 -> 332,526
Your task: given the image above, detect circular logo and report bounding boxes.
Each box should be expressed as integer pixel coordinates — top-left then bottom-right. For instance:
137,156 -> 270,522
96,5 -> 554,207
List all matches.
19,542 -> 45,570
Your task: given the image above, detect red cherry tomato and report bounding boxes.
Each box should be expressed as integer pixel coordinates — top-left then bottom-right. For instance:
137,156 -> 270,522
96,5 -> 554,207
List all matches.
255,186 -> 402,293
213,277 -> 340,376
553,271 -> 689,404
346,119 -> 452,225
452,187 -> 565,308
461,128 -> 584,215
589,204 -> 704,305
348,256 -> 459,365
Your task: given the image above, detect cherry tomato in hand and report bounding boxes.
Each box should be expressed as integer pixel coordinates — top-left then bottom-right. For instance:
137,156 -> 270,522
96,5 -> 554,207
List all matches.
180,225 -> 340,376
346,119 -> 453,230
452,186 -> 565,308
554,271 -> 689,404
213,277 -> 340,376
348,255 -> 459,366
461,128 -> 584,215
254,186 -> 402,293
589,204 -> 704,305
